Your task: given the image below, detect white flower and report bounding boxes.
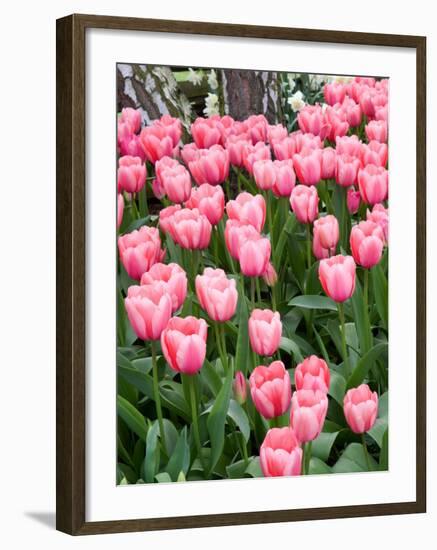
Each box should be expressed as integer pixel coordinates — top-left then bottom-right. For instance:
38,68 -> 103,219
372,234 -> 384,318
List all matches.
287,90 -> 305,112
208,69 -> 218,90
287,74 -> 296,91
203,93 -> 220,117
309,74 -> 325,91
187,68 -> 203,86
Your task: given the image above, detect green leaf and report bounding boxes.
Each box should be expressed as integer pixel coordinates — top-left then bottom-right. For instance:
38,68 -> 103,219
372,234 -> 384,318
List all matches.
309,457 -> 332,475
245,457 -> 263,477
328,369 -> 346,405
350,277 -> 371,355
118,364 -> 154,397
378,392 -> 389,419
279,336 -> 303,363
346,342 -> 388,389
228,399 -> 250,443
159,380 -> 191,421
117,395 -> 148,442
142,421 -> 160,483
234,288 -> 250,375
200,360 -> 223,397
155,472 -> 172,483
312,431 -> 340,462
166,426 -> 190,481
372,264 -> 388,328
288,295 -> 337,311
379,428 -> 389,470
274,212 -> 297,266
332,442 -> 378,473
226,459 -> 248,479
313,326 -> 331,364
367,418 -> 388,448
207,367 -> 233,474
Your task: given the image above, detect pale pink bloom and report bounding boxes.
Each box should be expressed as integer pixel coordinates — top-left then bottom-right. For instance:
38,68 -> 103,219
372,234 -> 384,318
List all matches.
226,192 -> 266,232
324,82 -> 347,106
245,114 -> 269,144
350,220 -> 384,269
158,204 -> 181,234
260,427 -> 302,477
361,141 -> 388,167
224,220 -> 260,260
139,123 -> 179,164
166,208 -> 212,250
366,203 -> 389,243
159,164 -> 192,204
358,164 -> 389,205
262,262 -> 278,287
118,226 -> 165,280
119,107 -> 142,134
161,316 -> 208,375
188,145 -> 230,185
249,309 -> 282,357
140,262 -> 187,312
365,120 -> 388,143
295,356 -> 330,393
343,384 -> 378,434
243,142 -> 271,174
267,124 -> 288,144
321,147 -> 336,180
117,156 -> 147,193
325,107 -> 349,142
318,254 -> 356,303
313,215 -> 339,253
124,284 -> 172,341
191,117 -> 223,149
335,135 -> 362,158
195,268 -> 238,322
253,159 -> 276,191
117,194 -> 124,229
239,233 -> 271,277
272,160 -> 296,197
293,148 -> 323,186
289,185 -> 319,224
249,360 -> 290,418
225,134 -> 252,167
297,105 -> 330,140
335,154 -> 360,187
233,371 -> 247,405
290,389 -> 328,443
185,183 -> 224,225
347,188 -> 361,214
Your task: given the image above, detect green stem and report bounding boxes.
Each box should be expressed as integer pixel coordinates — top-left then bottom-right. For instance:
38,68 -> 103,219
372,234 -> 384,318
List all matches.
214,322 -> 227,372
303,441 -> 313,475
255,277 -> 262,303
225,178 -> 232,201
338,302 -> 350,376
306,223 -> 312,270
220,323 -> 229,372
187,374 -> 205,472
271,286 -> 277,311
363,268 -> 372,353
151,341 -> 168,457
131,195 -> 140,219
361,433 -> 372,471
250,278 -> 256,310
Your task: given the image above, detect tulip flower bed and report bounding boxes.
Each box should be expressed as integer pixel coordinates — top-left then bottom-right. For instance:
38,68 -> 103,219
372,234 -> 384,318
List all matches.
116,73 -> 389,485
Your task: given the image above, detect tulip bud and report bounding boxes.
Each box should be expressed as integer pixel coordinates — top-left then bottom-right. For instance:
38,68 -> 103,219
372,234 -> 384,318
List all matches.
233,371 -> 247,405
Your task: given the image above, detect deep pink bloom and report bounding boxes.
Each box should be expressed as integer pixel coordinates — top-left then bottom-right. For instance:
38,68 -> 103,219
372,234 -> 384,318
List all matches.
225,134 -> 252,167
185,183 -> 225,225
262,262 -> 278,287
289,185 -> 319,224
139,123 -> 179,164
233,371 -> 247,405
166,208 -> 212,250
188,145 -> 230,185
118,226 -> 165,280
224,220 -> 260,260
195,268 -> 238,322
159,164 -> 192,204
260,427 -> 302,477
161,316 -> 208,375
119,107 -> 142,134
343,384 -> 378,434
117,156 -> 147,193
324,82 -> 347,106
243,142 -> 271,174
358,164 -> 389,205
367,203 -> 389,243
140,262 -> 187,312
290,389 -> 328,443
313,215 -> 339,254
350,220 -> 384,269
297,105 -> 330,140
158,204 -> 181,234
347,188 -> 361,214
246,114 -> 269,144
295,356 -> 330,393
272,160 -> 296,197
253,159 -> 276,191
318,254 -> 356,303
249,309 -> 282,357
191,117 -> 223,148
293,148 -> 323,186
321,147 -> 336,180
335,154 -> 360,187
124,284 -> 172,341
249,360 -> 291,419
239,233 -> 271,277
226,192 -> 266,232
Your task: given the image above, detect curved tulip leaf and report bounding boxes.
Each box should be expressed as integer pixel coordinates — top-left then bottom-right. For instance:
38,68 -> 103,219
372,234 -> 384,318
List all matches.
142,421 -> 160,483
368,418 -> 388,448
166,426 -> 190,481
328,370 -> 347,405
346,342 -> 388,389
279,336 -> 303,363
350,277 -> 372,355
228,399 -> 250,443
309,457 -> 332,475
207,367 -> 233,474
332,442 -> 378,473
312,431 -> 341,462
155,472 -> 172,483
288,295 -> 337,311
379,428 -> 389,470
117,395 -> 148,442
201,360 -> 223,397
245,457 -> 263,478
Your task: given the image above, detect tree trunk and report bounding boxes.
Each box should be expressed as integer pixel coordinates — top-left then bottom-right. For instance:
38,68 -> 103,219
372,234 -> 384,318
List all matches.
221,69 -> 283,124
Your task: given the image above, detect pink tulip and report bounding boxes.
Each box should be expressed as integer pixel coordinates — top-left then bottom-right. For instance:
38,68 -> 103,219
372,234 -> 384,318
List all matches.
350,220 -> 384,269
239,233 -> 271,277
139,125 -> 178,164
358,164 -> 388,205
293,148 -> 323,186
324,82 -> 347,106
226,192 -> 266,232
272,160 -> 296,197
318,254 -> 356,303
347,188 -> 361,214
361,141 -> 388,168
253,159 -> 276,191
289,185 -> 319,224
335,135 -> 362,158
312,231 -> 330,260
375,105 -> 388,122
166,208 -> 212,250
224,220 -> 260,260
191,117 -> 223,149
158,204 -> 181,234
246,114 -> 268,144
313,215 -> 339,254
290,389 -> 328,442
155,156 -> 180,183
195,268 -> 238,322
124,284 -> 172,341
243,142 -> 271,174
188,145 -> 230,185
161,316 -> 208,375
365,120 -> 388,143
159,164 -> 192,204
118,124 -> 146,159
335,154 -> 360,187
233,371 -> 247,405
249,309 -> 282,356
295,355 -> 330,393
180,142 -> 200,165
249,360 -> 291,419
262,262 -> 278,287
273,136 -> 298,161
343,384 -> 378,434
118,226 -> 165,280
117,194 -> 124,229
260,427 -> 303,477
325,107 -> 349,142
185,183 -> 224,225
367,203 -> 389,243
117,156 -> 147,193
297,105 -> 330,140
119,107 -> 142,134
225,134 -> 252,167
267,124 -> 288,144
338,97 -> 362,127
140,262 -> 187,312
321,147 -> 336,180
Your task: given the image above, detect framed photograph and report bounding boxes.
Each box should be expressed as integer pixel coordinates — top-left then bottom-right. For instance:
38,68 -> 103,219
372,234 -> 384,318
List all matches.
56,14 -> 426,535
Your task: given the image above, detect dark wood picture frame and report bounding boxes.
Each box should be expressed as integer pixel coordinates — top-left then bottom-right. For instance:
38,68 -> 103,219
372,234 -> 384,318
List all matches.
56,13 -> 427,535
